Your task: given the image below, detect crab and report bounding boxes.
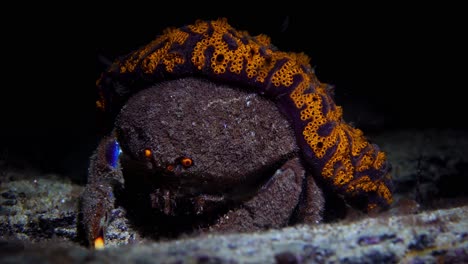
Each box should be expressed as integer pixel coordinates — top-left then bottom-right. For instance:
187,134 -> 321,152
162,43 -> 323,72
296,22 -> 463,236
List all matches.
81,77 -> 325,248
84,18 -> 393,249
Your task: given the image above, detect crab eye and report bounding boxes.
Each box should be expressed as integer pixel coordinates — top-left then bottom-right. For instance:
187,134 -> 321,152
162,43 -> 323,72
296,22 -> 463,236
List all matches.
166,164 -> 175,172
180,157 -> 193,168
144,148 -> 152,158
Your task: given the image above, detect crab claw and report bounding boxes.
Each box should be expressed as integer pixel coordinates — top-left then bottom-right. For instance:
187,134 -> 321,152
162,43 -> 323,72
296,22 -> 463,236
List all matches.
90,210 -> 107,250
94,236 -> 105,250
81,183 -> 114,249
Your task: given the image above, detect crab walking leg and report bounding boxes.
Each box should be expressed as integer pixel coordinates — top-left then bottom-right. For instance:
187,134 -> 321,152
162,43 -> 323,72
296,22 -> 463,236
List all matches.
210,157 -> 310,232
80,134 -> 123,249
294,172 -> 325,224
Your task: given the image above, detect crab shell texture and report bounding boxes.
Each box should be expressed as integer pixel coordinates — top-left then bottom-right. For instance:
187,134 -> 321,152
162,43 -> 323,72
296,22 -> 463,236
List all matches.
115,78 -> 299,216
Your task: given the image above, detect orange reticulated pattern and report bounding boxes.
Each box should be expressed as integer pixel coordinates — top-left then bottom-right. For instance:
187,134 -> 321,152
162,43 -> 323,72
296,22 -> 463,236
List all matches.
189,18 -> 289,82
120,28 -> 189,74
345,175 -> 393,209
98,18 -> 393,210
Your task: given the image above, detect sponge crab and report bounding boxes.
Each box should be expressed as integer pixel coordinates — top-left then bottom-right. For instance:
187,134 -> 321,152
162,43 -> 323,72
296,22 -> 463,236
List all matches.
83,18 -> 393,249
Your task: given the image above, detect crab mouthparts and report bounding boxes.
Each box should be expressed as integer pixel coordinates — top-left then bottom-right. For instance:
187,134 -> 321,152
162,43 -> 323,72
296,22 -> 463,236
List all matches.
150,188 -> 173,215
149,188 -> 226,216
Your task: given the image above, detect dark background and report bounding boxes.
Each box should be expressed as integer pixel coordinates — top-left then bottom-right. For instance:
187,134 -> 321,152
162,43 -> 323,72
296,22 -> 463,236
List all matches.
1,7 -> 466,183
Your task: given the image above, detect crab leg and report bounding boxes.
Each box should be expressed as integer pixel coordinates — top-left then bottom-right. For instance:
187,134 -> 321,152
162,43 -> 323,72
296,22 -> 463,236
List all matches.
80,134 -> 123,249
210,157 -> 309,232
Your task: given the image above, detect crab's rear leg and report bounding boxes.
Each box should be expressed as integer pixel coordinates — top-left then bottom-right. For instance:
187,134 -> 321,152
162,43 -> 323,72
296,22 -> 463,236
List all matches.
80,134 -> 123,249
294,171 -> 325,224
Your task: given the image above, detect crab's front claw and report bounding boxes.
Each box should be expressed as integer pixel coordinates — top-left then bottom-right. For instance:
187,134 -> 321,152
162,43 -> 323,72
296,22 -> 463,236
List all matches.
81,183 -> 115,249
210,157 -> 307,233
81,134 -> 123,249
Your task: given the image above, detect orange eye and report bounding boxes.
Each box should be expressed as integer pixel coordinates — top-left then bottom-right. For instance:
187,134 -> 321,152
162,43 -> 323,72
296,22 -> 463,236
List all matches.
180,157 -> 193,168
144,148 -> 152,158
166,164 -> 175,172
